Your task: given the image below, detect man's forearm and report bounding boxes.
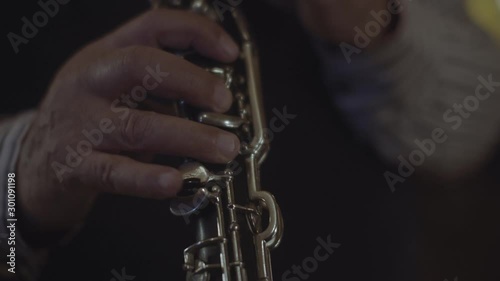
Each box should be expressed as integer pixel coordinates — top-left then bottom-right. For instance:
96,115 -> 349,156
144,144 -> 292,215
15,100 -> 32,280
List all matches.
0,111 -> 47,281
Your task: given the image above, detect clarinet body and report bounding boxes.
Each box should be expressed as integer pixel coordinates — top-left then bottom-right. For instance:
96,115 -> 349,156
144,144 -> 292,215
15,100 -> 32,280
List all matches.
151,1 -> 284,281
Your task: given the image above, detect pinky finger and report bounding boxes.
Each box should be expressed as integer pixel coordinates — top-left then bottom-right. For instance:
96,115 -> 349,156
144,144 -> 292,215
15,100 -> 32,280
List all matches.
77,151 -> 183,199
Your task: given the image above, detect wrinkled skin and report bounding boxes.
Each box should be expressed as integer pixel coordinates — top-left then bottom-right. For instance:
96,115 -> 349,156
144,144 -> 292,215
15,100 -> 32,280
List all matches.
18,9 -> 241,233
17,1 -> 391,235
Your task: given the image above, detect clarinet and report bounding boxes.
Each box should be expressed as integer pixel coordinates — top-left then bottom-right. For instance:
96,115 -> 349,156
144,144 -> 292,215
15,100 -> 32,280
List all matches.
150,1 -> 284,281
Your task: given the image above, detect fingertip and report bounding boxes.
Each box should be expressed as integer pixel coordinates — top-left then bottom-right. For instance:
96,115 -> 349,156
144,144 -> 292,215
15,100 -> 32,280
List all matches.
213,82 -> 233,112
217,132 -> 241,162
157,170 -> 183,197
218,34 -> 239,62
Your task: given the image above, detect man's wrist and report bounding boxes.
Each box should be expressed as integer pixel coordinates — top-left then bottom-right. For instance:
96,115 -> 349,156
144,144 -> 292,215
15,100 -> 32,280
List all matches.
16,201 -> 75,249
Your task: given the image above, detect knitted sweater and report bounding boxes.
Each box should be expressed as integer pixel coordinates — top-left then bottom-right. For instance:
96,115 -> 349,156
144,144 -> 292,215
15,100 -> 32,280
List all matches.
318,0 -> 500,181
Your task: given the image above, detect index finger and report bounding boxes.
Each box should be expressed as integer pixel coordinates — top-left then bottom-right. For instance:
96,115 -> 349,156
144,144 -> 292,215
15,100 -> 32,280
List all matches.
84,45 -> 233,112
103,8 -> 239,63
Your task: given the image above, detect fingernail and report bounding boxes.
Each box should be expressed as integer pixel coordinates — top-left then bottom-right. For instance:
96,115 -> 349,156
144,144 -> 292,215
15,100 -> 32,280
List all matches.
217,133 -> 239,161
214,83 -> 232,112
220,35 -> 239,59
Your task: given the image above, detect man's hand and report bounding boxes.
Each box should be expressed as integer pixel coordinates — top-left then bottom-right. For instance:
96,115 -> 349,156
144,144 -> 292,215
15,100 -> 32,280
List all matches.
17,9 -> 240,234
296,0 -> 392,46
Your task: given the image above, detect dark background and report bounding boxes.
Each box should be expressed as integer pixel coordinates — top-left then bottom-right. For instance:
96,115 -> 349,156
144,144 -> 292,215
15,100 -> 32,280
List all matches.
3,1 -> 499,281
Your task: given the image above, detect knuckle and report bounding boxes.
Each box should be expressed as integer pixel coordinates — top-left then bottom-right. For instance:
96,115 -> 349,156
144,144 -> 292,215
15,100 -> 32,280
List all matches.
96,157 -> 117,191
121,112 -> 155,150
119,45 -> 145,74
